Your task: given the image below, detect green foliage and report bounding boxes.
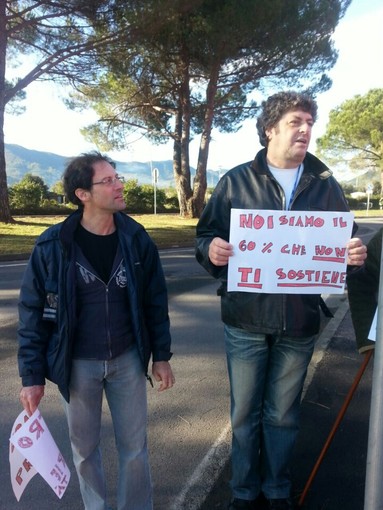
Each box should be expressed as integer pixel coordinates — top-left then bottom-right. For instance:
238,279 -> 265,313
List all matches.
9,173 -> 50,210
8,174 -> 179,214
68,0 -> 351,217
317,89 -> 383,174
164,187 -> 179,211
1,0 -> 352,221
123,180 -> 178,214
345,195 -> 379,211
1,0 -> 130,222
76,0 -> 349,145
51,180 -> 65,196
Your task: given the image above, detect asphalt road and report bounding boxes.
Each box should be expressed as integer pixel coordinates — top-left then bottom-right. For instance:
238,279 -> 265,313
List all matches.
0,247 -> 228,510
0,218 -> 381,510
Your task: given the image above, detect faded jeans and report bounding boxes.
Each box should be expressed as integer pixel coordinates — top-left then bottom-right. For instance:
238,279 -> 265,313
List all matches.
63,345 -> 152,510
224,325 -> 316,500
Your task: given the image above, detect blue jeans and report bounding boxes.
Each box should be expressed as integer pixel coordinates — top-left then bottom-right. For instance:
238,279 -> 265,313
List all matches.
63,346 -> 152,510
224,325 -> 316,500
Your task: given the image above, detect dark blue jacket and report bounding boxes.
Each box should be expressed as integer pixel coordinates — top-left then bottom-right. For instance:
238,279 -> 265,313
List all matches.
18,210 -> 172,402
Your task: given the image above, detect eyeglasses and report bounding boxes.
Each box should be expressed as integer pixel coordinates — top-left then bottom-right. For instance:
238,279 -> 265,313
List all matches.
92,175 -> 126,187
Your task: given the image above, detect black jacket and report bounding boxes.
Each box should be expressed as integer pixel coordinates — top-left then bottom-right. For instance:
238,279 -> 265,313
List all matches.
18,210 -> 172,401
347,228 -> 381,353
196,149 -> 352,338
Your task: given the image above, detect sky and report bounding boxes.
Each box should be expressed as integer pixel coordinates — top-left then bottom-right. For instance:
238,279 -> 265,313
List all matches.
4,0 -> 383,172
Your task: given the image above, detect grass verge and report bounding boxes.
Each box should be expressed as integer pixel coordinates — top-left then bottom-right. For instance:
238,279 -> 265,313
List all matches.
0,214 -> 198,257
0,210 -> 382,259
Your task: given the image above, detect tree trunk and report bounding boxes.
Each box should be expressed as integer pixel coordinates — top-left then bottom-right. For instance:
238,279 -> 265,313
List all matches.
0,128 -> 12,223
0,1 -> 13,223
191,64 -> 220,218
173,48 -> 193,218
173,118 -> 185,215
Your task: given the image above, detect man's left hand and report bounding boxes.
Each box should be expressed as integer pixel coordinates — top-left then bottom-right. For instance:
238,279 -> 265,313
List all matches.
152,361 -> 175,392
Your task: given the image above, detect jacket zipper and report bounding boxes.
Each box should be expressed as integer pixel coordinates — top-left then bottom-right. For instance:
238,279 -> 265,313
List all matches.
105,285 -> 113,358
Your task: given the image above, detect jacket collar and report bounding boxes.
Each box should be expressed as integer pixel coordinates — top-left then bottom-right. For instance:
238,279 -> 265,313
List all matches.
251,148 -> 332,179
59,209 -> 144,248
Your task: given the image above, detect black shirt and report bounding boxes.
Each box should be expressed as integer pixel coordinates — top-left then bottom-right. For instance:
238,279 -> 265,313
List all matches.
74,224 -> 118,283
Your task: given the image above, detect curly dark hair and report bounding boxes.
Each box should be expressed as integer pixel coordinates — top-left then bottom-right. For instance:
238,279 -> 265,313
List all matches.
63,151 -> 116,207
256,91 -> 318,147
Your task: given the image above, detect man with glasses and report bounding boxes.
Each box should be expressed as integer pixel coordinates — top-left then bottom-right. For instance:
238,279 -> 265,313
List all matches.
18,151 -> 174,510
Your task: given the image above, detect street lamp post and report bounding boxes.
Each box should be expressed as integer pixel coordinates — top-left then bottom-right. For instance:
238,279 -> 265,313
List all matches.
366,184 -> 373,215
152,167 -> 159,215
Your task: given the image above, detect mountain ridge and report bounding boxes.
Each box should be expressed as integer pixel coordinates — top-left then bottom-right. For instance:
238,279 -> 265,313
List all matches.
5,143 -> 220,188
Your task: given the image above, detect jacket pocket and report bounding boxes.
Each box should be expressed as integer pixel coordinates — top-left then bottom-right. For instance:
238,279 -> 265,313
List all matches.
43,280 -> 58,322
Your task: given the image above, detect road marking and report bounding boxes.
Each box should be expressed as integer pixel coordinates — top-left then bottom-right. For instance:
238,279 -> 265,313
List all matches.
0,262 -> 27,268
170,422 -> 231,510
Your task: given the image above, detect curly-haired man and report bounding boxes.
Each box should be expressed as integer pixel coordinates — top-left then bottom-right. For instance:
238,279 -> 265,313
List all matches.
196,91 -> 367,510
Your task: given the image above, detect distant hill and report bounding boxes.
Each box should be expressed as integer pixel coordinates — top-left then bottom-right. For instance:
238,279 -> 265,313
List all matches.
5,144 -> 220,188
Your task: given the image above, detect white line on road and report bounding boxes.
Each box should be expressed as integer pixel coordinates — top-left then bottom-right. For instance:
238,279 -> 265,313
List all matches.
171,422 -> 231,510
0,262 -> 27,268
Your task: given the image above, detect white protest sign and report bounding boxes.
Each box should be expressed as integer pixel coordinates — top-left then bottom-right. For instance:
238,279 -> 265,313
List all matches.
228,209 -> 354,294
9,408 -> 71,500
9,410 -> 38,501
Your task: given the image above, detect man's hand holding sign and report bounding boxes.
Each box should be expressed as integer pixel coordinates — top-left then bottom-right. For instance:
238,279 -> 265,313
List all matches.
9,409 -> 70,501
208,213 -> 366,282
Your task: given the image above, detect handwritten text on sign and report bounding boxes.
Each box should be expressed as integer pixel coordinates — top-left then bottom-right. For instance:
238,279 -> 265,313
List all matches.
9,409 -> 71,500
9,411 -> 37,501
228,210 -> 354,294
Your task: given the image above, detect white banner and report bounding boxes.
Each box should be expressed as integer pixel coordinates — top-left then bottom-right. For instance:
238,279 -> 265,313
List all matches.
228,209 -> 354,294
9,410 -> 38,501
9,409 -> 71,500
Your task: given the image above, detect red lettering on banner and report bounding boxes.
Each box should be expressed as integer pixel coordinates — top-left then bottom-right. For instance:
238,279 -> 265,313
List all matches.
333,217 -> 348,227
238,267 -> 253,282
18,437 -> 33,449
16,467 -> 23,486
50,467 -> 62,480
238,214 -> 274,230
57,453 -> 67,468
23,458 -> 32,472
29,418 -> 44,440
275,268 -> 346,288
279,215 -> 324,227
55,474 -> 69,496
281,244 -> 306,255
335,247 -> 346,258
239,240 -> 256,252
237,267 -> 262,289
239,214 -> 265,229
14,458 -> 33,486
313,245 -> 346,263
